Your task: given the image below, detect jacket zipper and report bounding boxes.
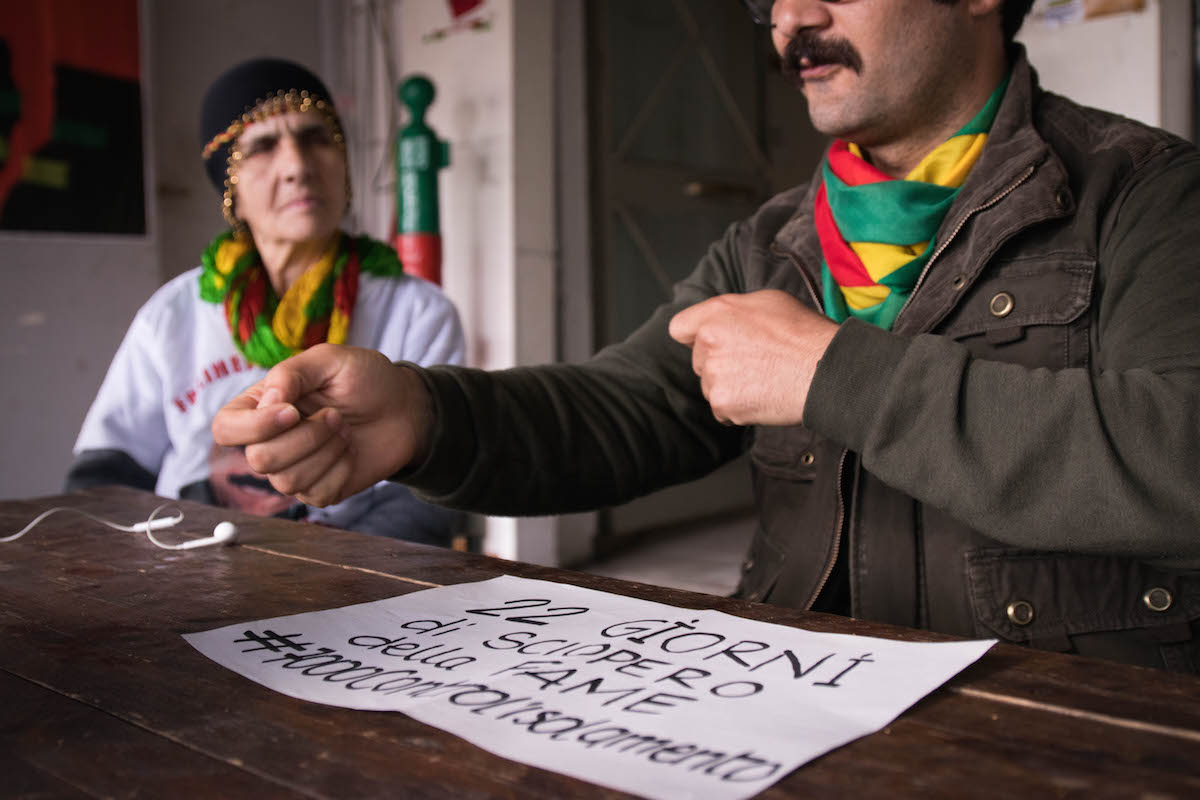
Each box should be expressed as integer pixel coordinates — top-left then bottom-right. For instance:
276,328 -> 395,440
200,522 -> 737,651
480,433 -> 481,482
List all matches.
804,449 -> 850,610
772,165 -> 1036,609
767,163 -> 1037,611
891,163 -> 1036,329
772,240 -> 851,611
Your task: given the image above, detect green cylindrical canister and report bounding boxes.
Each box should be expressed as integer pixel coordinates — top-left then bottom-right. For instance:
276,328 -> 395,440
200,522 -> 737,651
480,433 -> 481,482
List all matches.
394,75 -> 449,284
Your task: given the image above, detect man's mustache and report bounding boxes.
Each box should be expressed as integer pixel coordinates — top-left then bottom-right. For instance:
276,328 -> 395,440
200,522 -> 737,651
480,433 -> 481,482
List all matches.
780,32 -> 863,87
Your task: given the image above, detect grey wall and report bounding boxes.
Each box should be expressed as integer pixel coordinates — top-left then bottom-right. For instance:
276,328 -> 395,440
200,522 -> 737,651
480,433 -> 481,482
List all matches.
0,0 -> 325,500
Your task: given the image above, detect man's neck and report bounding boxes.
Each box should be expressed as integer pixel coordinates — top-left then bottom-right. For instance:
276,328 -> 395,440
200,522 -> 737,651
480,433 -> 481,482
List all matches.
859,55 -> 1008,179
861,121 -> 968,179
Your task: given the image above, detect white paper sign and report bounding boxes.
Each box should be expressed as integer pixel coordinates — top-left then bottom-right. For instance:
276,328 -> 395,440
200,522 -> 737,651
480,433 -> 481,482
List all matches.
184,575 -> 994,800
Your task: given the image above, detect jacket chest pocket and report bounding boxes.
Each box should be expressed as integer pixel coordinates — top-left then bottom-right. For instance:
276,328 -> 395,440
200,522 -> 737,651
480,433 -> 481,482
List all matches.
938,255 -> 1095,369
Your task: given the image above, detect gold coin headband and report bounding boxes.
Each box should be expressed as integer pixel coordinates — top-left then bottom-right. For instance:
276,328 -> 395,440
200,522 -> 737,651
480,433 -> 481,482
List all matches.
201,89 -> 347,227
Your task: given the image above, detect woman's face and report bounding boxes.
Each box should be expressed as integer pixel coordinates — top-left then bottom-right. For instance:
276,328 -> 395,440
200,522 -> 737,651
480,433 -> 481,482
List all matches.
231,110 -> 347,246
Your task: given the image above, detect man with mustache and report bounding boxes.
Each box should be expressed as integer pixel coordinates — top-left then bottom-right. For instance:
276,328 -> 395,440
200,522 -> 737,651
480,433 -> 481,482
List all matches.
214,1 -> 1200,672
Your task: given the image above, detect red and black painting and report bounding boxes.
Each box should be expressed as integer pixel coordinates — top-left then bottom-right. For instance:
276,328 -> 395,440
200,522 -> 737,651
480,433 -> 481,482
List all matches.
0,0 -> 145,234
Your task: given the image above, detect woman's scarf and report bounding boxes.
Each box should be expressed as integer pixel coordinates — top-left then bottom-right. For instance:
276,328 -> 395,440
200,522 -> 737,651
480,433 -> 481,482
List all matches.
199,230 -> 405,367
815,76 -> 1009,330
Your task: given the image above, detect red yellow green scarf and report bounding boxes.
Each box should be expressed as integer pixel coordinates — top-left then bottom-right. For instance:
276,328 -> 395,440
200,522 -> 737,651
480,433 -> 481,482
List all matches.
199,231 -> 405,367
815,76 -> 1009,330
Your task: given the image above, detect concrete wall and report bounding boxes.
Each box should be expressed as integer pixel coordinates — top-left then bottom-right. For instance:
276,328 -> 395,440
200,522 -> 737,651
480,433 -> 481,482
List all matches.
1018,0 -> 1192,139
395,0 -> 518,374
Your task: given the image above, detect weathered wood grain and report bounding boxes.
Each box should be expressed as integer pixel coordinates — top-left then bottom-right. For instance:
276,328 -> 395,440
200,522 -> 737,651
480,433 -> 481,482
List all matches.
2,487 -> 1198,799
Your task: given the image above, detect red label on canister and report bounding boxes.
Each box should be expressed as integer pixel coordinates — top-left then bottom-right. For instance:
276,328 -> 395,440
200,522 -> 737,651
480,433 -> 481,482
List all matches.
394,232 -> 442,285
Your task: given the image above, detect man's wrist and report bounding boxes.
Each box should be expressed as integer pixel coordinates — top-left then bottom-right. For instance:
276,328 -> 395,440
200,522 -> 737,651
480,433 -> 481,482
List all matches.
387,362 -> 480,501
395,363 -> 435,471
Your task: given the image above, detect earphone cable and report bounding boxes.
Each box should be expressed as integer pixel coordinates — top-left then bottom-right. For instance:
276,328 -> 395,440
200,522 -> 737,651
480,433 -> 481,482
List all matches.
1,504 -> 185,543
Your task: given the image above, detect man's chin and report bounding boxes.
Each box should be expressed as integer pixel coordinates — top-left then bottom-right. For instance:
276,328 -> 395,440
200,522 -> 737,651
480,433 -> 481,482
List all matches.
803,96 -> 870,142
805,109 -> 855,141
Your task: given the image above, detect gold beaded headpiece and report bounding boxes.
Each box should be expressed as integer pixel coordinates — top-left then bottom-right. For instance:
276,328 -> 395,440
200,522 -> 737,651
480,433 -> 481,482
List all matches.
199,60 -> 350,227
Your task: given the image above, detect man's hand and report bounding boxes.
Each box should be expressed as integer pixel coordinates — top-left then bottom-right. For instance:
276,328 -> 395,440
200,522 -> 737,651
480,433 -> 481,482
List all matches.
668,290 -> 839,426
211,344 -> 434,507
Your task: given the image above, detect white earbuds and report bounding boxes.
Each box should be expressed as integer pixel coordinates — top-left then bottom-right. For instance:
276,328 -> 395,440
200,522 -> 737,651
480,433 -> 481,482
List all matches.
168,521 -> 239,550
129,513 -> 186,532
2,505 -> 237,551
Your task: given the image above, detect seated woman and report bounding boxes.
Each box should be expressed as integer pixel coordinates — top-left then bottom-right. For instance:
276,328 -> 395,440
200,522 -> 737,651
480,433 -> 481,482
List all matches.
67,58 -> 465,546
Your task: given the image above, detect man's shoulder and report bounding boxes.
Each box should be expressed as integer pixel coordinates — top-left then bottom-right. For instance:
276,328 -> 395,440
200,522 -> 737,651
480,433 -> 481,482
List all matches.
1035,89 -> 1193,171
760,180 -> 816,213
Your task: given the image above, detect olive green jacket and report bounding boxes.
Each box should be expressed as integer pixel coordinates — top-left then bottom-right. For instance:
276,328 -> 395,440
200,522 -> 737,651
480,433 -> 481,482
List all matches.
403,50 -> 1200,672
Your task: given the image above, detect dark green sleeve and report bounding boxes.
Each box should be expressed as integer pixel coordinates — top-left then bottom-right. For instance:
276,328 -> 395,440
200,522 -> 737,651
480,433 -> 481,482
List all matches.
804,147 -> 1200,568
397,222 -> 749,515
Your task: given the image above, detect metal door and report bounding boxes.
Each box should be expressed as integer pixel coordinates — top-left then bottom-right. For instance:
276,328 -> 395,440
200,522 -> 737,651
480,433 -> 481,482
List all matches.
586,0 -> 827,551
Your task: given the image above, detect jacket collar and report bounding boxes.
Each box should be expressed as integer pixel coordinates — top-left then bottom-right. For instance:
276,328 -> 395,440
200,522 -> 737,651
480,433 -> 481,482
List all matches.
773,46 -> 1073,332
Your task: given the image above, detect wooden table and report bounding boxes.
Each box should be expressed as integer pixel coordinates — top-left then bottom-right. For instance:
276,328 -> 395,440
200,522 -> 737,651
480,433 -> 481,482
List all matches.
2,487 -> 1199,799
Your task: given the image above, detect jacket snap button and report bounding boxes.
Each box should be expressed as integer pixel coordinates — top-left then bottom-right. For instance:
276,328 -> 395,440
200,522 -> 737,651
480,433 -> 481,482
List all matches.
742,557 -> 755,572
952,274 -> 967,290
1056,189 -> 1070,209
1143,587 -> 1173,612
989,292 -> 1015,318
800,451 -> 815,466
1006,600 -> 1034,625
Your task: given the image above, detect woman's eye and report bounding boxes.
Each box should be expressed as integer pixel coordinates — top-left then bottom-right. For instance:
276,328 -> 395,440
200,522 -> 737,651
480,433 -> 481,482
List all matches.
242,136 -> 277,157
297,127 -> 334,148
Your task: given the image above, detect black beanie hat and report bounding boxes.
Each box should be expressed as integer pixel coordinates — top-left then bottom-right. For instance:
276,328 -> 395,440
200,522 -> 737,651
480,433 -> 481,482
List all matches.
199,58 -> 344,205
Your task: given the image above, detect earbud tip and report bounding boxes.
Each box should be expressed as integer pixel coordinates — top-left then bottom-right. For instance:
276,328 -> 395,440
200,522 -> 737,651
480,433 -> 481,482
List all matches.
213,521 -> 238,543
